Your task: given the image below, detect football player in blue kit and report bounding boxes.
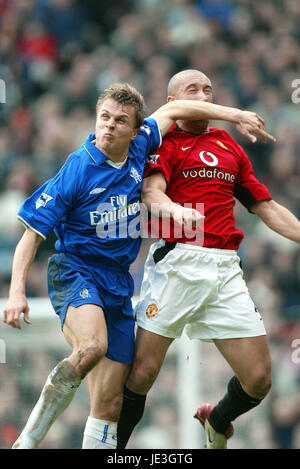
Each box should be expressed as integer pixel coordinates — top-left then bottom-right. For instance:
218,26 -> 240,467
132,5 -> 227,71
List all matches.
3,82 -> 273,449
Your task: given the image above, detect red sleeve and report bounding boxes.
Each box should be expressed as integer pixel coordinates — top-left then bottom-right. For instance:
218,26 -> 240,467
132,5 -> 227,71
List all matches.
143,136 -> 176,184
234,144 -> 272,212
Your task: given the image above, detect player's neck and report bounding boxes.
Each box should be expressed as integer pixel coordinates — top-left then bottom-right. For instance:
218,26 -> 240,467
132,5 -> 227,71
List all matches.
176,119 -> 209,135
104,151 -> 128,163
94,140 -> 129,163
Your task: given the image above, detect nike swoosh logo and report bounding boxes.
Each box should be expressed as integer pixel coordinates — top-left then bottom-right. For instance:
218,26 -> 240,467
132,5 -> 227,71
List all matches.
182,146 -> 191,151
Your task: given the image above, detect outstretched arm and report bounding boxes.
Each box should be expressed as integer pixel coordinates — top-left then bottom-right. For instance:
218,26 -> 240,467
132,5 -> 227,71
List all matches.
3,228 -> 43,329
142,172 -> 203,228
251,200 -> 300,243
151,100 -> 276,144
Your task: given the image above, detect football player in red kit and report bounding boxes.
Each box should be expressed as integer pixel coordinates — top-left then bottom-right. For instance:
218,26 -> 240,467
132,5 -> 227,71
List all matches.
116,70 -> 300,449
142,120 -> 272,249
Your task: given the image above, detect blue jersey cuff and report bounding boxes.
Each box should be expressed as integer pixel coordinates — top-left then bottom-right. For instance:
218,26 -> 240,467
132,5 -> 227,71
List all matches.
17,215 -> 47,240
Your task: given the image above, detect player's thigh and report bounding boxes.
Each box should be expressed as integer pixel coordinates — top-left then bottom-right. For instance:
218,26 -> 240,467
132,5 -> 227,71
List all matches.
214,335 -> 272,395
63,304 -> 108,364
127,326 -> 174,394
87,356 -> 131,420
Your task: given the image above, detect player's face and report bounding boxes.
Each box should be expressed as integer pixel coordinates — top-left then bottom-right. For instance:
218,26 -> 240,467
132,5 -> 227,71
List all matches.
168,73 -> 213,133
95,98 -> 139,161
172,74 -> 213,103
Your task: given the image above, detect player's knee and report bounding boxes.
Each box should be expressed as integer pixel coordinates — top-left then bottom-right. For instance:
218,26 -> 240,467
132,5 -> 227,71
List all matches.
72,340 -> 107,377
127,356 -> 159,394
245,369 -> 272,399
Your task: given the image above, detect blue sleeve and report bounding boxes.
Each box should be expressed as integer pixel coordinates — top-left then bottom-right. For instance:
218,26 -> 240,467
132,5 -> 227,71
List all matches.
17,155 -> 80,239
139,117 -> 162,155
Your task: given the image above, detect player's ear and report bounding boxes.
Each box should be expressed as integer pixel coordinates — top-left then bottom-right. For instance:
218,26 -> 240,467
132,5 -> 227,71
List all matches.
131,128 -> 139,140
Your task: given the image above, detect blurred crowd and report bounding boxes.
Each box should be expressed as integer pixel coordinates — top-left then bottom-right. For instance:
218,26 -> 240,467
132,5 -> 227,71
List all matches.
0,0 -> 299,449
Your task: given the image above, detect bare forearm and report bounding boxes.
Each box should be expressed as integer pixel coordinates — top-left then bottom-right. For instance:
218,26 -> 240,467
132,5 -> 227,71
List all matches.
253,200 -> 300,243
268,206 -> 300,243
166,100 -> 242,123
142,186 -> 176,218
151,100 -> 242,136
152,100 -> 275,143
9,229 -> 42,296
142,175 -> 204,228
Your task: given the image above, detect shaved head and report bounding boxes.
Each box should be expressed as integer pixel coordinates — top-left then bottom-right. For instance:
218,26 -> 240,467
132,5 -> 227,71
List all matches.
167,69 -> 213,134
167,69 -> 212,98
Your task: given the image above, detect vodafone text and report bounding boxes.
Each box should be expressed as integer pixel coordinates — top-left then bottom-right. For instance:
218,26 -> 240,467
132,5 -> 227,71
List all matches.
182,167 -> 235,182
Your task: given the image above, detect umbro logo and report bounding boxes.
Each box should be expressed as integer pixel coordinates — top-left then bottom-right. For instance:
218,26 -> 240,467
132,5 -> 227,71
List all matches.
89,188 -> 106,195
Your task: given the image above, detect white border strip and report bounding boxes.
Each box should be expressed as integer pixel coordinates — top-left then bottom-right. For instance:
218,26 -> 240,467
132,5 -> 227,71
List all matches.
84,144 -> 97,164
17,216 -> 46,240
151,117 -> 162,148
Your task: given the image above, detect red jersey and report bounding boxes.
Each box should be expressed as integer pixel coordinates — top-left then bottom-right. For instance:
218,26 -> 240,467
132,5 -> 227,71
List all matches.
144,125 -> 272,250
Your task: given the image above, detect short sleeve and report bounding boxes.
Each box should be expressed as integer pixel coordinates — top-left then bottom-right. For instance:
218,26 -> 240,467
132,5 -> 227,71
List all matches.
139,117 -> 162,155
17,156 -> 80,239
143,137 -> 176,184
234,145 -> 272,212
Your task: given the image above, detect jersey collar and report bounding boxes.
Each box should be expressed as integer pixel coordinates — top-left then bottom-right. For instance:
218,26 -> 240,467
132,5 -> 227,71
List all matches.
84,133 -> 110,165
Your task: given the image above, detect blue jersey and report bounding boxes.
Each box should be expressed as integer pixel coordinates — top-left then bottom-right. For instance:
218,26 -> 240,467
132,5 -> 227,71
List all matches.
18,117 -> 161,271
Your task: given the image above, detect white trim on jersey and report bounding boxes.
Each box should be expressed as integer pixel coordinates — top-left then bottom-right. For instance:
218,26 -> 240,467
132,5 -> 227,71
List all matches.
151,117 -> 162,148
84,144 -> 97,164
17,216 -> 47,240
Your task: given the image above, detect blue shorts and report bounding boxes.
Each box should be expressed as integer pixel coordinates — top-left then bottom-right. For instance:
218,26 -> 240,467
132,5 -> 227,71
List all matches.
47,253 -> 135,364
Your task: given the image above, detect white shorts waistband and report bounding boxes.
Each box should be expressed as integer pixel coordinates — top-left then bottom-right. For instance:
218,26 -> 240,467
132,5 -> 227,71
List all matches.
172,242 -> 238,257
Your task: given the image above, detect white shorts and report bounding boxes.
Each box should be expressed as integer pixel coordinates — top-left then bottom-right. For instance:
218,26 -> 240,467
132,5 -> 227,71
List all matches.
135,240 -> 266,341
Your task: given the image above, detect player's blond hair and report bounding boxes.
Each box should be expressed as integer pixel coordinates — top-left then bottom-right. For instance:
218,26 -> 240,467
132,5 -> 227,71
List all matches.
96,83 -> 146,129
